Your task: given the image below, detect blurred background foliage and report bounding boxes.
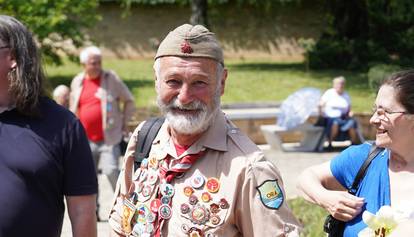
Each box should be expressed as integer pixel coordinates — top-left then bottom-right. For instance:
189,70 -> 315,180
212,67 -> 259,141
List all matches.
0,0 -> 100,64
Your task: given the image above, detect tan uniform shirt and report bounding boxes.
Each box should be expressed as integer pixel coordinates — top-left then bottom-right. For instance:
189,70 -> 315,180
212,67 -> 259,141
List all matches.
109,111 -> 301,236
70,70 -> 136,145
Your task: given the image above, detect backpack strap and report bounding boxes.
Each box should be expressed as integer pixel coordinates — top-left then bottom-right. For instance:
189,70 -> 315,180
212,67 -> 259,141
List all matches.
348,143 -> 384,194
134,117 -> 165,169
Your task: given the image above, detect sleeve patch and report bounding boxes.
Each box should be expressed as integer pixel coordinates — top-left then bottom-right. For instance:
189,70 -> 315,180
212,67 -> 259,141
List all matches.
256,179 -> 284,210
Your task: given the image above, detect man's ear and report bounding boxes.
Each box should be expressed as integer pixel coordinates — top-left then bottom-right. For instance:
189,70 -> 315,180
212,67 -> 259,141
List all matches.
220,68 -> 228,96
10,52 -> 17,69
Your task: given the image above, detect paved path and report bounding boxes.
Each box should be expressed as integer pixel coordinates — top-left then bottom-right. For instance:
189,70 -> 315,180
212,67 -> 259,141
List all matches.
61,146 -> 339,236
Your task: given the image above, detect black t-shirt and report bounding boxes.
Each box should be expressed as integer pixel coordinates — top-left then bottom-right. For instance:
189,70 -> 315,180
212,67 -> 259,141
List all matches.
0,97 -> 98,237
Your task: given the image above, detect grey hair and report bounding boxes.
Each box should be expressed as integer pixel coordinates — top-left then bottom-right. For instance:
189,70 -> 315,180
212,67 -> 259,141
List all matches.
52,84 -> 70,99
333,76 -> 346,84
80,46 -> 101,64
0,15 -> 45,116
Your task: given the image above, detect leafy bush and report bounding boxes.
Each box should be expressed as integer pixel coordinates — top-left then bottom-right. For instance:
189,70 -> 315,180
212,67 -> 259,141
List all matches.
367,64 -> 401,92
1,1 -> 100,65
308,0 -> 414,70
309,38 -> 353,70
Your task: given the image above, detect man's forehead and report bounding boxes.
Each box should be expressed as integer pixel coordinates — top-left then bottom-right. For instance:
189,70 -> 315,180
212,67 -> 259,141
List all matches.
160,56 -> 217,71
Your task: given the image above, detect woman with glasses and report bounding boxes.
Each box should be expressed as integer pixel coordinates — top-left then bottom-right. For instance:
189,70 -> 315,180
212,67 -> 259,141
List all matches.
297,70 -> 414,236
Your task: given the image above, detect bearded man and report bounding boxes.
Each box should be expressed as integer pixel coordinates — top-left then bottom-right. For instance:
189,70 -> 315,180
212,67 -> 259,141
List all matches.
108,24 -> 301,237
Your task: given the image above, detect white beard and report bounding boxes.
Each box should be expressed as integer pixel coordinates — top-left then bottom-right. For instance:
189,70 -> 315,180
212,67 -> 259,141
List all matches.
157,96 -> 219,135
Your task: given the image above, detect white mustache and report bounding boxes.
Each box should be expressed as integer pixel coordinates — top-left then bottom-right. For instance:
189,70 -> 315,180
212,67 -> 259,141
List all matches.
166,98 -> 205,111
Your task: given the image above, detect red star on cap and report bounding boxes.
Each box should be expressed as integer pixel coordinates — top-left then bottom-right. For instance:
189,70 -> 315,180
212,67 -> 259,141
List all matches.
181,41 -> 193,54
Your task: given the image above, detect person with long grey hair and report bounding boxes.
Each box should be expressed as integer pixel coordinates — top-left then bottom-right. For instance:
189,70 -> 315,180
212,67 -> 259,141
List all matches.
0,15 -> 98,236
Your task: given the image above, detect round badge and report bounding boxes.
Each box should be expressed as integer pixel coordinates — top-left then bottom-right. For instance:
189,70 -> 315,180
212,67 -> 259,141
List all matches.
219,198 -> 229,209
210,203 -> 220,214
142,185 -> 152,197
210,215 -> 221,225
132,223 -> 144,236
189,229 -> 201,237
206,177 -> 220,193
136,204 -> 150,223
150,198 -> 161,213
161,196 -> 170,205
146,212 -> 156,223
201,192 -> 211,202
189,194 -> 198,205
180,203 -> 190,214
160,183 -> 175,197
190,174 -> 205,189
181,224 -> 190,234
191,205 -> 209,225
158,204 -> 172,219
147,170 -> 159,185
141,158 -> 149,168
183,186 -> 194,197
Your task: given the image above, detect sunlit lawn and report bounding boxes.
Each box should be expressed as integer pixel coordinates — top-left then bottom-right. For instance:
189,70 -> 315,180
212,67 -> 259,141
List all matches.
288,198 -> 328,237
45,58 -> 374,113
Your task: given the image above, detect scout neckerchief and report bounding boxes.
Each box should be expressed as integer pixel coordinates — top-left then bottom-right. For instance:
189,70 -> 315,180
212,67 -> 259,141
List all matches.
159,151 -> 205,183
154,149 -> 206,237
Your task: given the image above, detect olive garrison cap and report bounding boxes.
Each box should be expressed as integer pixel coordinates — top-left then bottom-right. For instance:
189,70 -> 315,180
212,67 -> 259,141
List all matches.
155,24 -> 224,65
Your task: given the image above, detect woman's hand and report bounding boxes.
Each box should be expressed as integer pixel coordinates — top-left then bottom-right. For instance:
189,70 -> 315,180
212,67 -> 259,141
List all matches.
321,190 -> 365,221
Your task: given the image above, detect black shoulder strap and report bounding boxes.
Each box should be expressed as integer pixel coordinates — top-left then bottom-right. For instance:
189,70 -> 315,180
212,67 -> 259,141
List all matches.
348,143 -> 384,194
134,117 -> 165,169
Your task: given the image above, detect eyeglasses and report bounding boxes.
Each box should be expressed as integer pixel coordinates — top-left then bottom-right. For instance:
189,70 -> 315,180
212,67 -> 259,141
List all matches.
371,106 -> 409,120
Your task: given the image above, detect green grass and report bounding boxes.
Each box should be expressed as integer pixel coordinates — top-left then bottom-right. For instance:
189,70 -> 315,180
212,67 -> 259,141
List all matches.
288,197 -> 328,237
44,58 -> 374,112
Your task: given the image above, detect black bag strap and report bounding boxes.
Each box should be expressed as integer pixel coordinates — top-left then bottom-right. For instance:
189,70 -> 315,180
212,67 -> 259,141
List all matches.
134,117 -> 165,169
348,143 -> 384,194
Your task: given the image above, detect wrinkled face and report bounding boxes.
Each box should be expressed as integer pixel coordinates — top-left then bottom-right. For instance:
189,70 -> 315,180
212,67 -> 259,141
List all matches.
0,39 -> 15,106
155,56 -> 226,135
370,85 -> 413,150
84,54 -> 102,78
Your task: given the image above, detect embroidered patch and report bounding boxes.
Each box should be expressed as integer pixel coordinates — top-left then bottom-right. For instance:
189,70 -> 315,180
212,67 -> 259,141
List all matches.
256,179 -> 284,210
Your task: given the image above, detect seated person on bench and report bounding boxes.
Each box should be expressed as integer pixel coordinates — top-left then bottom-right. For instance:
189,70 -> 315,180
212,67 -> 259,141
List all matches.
319,76 -> 360,148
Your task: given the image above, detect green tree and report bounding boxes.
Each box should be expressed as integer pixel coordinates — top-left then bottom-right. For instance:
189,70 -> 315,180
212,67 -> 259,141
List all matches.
309,0 -> 414,70
0,0 -> 100,64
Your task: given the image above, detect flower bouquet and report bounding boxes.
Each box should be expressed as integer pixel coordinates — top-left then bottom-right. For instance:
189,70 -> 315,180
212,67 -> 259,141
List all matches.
358,206 -> 401,237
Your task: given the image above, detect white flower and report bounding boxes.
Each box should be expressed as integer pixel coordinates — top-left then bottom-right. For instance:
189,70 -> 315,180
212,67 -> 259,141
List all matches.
358,206 -> 399,237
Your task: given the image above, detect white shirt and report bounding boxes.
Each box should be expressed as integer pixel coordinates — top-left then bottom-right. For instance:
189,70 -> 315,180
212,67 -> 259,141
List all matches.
320,88 -> 351,118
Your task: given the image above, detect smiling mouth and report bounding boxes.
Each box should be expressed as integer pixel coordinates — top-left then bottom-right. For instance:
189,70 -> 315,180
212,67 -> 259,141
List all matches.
377,129 -> 388,135
171,108 -> 200,114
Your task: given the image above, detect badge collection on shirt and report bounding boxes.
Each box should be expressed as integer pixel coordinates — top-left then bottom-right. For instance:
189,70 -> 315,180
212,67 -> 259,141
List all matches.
121,151 -> 229,237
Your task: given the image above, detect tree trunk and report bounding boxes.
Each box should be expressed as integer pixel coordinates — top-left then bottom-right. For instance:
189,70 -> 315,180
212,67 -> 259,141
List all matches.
190,0 -> 209,28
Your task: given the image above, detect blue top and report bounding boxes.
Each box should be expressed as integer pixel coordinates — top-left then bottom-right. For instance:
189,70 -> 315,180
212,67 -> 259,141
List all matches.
0,97 -> 98,237
330,143 -> 390,237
